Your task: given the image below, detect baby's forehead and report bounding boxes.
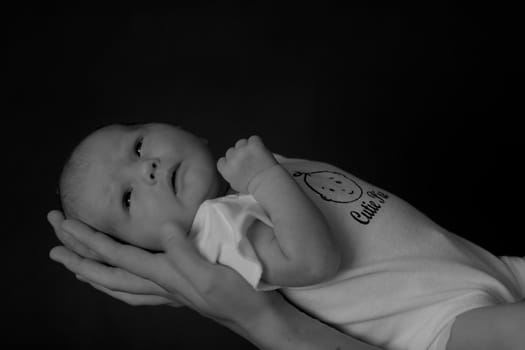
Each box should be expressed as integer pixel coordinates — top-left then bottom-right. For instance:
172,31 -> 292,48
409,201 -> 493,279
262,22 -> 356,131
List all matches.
81,124 -> 134,153
90,124 -> 133,140
72,127 -> 128,186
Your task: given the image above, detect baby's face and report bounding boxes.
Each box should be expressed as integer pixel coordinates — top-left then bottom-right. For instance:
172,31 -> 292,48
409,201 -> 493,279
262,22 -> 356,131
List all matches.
77,123 -> 220,250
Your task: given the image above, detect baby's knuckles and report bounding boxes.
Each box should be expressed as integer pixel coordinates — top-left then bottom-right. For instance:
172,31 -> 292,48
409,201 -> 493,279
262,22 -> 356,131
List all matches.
231,137 -> 263,162
234,137 -> 274,173
220,136 -> 273,193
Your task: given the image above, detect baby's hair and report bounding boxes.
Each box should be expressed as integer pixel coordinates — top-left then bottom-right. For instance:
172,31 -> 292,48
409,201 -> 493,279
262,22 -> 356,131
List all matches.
57,123 -> 113,221
58,141 -> 93,221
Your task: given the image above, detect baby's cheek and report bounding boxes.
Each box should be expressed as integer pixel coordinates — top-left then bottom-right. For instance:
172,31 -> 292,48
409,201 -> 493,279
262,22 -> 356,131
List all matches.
135,223 -> 165,252
122,212 -> 163,251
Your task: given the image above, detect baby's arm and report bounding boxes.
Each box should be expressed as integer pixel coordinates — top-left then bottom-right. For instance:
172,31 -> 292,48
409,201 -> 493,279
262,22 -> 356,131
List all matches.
446,301 -> 524,350
217,136 -> 340,287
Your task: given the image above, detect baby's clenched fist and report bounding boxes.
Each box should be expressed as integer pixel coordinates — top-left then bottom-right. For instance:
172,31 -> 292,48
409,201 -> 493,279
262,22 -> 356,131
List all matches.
217,136 -> 278,194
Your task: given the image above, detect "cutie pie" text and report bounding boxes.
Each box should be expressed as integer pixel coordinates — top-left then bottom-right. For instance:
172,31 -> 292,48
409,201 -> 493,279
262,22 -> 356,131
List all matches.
350,190 -> 389,225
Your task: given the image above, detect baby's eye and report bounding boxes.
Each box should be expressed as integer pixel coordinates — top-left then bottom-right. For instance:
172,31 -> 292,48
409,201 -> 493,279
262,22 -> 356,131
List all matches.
123,189 -> 132,210
135,137 -> 143,157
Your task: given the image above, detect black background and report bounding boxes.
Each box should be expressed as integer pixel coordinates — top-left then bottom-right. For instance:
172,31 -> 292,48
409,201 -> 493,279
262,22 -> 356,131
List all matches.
6,3 -> 524,349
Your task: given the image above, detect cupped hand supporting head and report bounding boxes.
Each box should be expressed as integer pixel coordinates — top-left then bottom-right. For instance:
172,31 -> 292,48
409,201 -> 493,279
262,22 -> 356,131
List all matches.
47,210 -> 280,330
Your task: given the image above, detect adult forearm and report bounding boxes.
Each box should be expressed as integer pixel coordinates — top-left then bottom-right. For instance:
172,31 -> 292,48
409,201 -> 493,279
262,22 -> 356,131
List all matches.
446,301 -> 525,350
239,296 -> 383,350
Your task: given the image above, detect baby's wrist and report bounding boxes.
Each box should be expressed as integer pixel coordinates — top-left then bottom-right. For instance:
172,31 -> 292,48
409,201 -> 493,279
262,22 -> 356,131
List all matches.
247,163 -> 284,195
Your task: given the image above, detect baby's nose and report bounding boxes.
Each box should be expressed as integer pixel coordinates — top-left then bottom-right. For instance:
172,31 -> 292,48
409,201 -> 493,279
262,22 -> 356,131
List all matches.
141,158 -> 161,184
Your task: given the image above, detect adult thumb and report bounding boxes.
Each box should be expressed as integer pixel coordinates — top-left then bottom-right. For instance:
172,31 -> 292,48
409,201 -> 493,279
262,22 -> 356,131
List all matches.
159,223 -> 186,250
160,222 -> 210,278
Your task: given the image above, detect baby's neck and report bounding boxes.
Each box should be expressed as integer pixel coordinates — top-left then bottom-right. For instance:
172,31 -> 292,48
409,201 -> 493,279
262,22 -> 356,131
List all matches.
226,187 -> 237,195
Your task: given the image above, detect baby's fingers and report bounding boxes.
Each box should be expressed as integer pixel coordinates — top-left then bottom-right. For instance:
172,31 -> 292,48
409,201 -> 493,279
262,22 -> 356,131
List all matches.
247,135 -> 263,146
234,138 -> 247,148
217,157 -> 226,174
225,145 -> 236,160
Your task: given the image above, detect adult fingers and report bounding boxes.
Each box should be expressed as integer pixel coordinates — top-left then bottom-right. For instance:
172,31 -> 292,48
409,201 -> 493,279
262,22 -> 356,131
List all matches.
77,277 -> 179,307
61,219 -> 170,282
55,222 -> 199,302
47,210 -> 65,227
50,246 -> 167,296
48,210 -> 72,248
160,223 -> 219,290
48,211 -> 99,260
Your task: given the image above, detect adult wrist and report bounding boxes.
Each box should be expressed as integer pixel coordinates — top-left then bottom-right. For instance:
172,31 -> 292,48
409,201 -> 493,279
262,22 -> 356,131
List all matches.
240,295 -> 298,349
239,295 -> 383,350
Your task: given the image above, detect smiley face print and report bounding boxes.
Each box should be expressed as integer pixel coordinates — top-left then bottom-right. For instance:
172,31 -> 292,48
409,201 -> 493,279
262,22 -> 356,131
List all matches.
293,170 -> 363,203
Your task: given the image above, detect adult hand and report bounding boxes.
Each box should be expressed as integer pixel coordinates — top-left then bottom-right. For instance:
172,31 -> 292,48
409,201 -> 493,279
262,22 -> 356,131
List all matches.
47,210 -> 282,330
48,211 -> 384,350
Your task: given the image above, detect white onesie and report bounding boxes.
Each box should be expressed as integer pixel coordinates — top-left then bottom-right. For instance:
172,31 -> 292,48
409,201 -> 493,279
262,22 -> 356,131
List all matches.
189,156 -> 524,350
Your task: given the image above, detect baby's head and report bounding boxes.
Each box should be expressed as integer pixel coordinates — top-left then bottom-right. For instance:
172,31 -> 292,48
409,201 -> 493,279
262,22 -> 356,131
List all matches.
59,123 -> 221,251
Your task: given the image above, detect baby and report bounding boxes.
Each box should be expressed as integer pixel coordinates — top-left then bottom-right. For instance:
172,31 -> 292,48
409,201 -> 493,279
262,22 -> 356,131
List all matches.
59,122 -> 524,350
59,122 -> 339,287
